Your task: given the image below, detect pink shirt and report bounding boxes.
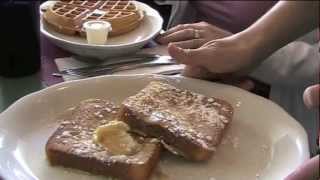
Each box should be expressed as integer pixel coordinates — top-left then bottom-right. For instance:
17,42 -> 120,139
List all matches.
191,1 -> 278,33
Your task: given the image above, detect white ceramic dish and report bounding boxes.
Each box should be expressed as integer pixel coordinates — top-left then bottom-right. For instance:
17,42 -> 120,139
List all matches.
0,75 -> 309,180
40,1 -> 163,59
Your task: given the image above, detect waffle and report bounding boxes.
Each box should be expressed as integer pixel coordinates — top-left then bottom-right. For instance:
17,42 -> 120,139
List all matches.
119,81 -> 234,161
46,99 -> 161,180
43,0 -> 144,36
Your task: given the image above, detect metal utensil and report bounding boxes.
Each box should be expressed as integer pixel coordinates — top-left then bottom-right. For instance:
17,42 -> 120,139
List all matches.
156,69 -> 183,76
72,53 -> 161,64
53,57 -> 176,77
57,55 -> 174,75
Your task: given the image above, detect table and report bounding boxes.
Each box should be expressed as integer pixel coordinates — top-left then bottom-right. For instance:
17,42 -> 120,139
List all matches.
0,36 -> 270,113
0,35 -> 66,112
0,74 -> 42,112
0,37 -> 62,180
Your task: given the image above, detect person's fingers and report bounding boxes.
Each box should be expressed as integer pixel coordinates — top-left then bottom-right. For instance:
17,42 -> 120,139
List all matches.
157,24 -> 192,41
168,43 -> 210,66
163,23 -> 205,35
183,66 -> 232,81
284,155 -> 319,180
162,24 -> 189,36
182,66 -> 215,79
183,65 -> 255,91
303,84 -> 320,109
157,29 -> 201,44
156,23 -> 208,44
232,79 -> 255,91
202,39 -> 219,47
171,39 -> 206,49
167,44 -> 189,63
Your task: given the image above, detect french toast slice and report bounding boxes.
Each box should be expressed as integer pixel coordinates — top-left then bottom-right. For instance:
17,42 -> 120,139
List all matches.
119,81 -> 233,161
46,99 -> 161,180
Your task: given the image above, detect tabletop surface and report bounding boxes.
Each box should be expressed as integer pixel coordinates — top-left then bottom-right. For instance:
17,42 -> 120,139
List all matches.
0,35 -> 270,113
0,74 -> 43,112
0,35 -> 66,113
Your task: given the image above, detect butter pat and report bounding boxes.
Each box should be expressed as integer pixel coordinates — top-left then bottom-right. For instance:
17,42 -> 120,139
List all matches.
93,120 -> 141,155
83,20 -> 112,45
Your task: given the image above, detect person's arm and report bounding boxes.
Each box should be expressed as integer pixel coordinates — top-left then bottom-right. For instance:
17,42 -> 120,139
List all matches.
238,1 -> 319,62
251,39 -> 320,85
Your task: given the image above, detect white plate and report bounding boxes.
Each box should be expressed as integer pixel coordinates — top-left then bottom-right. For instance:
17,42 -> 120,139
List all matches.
40,1 -> 163,59
0,75 -> 309,180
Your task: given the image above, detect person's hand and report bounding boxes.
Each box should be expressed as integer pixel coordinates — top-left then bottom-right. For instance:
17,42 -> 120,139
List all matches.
303,83 -> 320,146
183,66 -> 255,91
168,35 -> 260,80
303,84 -> 320,109
156,22 -> 232,49
285,84 -> 319,180
285,155 -> 319,180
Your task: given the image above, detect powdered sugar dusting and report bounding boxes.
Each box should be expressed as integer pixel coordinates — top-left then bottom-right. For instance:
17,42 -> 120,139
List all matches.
124,81 -> 233,151
48,99 -> 159,167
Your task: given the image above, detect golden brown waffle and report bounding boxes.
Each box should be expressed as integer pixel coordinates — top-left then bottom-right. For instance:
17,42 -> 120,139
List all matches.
98,0 -> 139,12
58,0 -> 103,9
43,0 -> 144,37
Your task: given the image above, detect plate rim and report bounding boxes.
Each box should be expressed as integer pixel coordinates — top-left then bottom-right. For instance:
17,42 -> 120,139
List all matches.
40,1 -> 164,48
0,74 -> 310,180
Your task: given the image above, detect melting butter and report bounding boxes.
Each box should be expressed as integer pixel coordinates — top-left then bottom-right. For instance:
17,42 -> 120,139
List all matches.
93,120 -> 141,155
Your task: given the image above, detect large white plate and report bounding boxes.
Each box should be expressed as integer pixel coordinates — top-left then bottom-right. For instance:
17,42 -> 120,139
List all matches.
40,1 -> 163,59
0,75 -> 309,180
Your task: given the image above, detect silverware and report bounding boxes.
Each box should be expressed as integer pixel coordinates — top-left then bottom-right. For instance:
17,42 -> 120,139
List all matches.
156,69 -> 183,76
53,67 -> 183,78
72,53 -> 162,64
57,54 -> 174,75
61,54 -> 162,73
53,56 -> 176,77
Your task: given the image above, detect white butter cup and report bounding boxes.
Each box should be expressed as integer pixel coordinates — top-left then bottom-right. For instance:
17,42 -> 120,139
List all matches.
83,20 -> 112,45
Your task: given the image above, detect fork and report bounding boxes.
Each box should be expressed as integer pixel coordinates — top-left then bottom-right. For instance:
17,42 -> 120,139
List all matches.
156,69 -> 183,76
60,53 -> 165,74
53,59 -> 177,77
56,54 -> 174,75
53,67 -> 183,78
